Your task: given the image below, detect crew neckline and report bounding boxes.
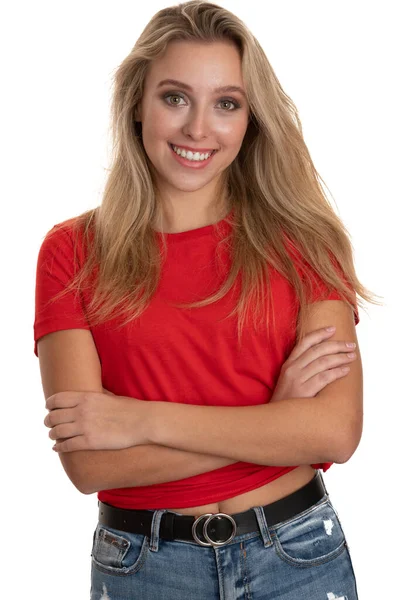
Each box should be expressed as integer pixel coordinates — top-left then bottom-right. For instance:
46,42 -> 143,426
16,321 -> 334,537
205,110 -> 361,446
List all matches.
154,207 -> 234,242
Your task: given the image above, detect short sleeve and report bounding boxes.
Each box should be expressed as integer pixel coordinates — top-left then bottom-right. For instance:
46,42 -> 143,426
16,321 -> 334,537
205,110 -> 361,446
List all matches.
285,237 -> 360,326
33,222 -> 90,357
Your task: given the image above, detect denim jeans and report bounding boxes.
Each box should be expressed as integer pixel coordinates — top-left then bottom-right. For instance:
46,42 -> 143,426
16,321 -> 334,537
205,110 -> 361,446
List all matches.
90,493 -> 358,599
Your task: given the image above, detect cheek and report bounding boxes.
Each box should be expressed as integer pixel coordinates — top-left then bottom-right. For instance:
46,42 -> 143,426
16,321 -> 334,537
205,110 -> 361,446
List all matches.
216,118 -> 248,145
142,104 -> 172,137
146,121 -> 169,141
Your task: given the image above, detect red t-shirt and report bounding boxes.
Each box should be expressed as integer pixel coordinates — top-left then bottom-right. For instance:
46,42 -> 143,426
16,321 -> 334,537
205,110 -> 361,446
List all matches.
34,212 -> 359,509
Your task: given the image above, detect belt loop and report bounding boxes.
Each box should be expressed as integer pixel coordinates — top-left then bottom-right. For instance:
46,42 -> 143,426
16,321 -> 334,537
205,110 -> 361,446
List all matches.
149,509 -> 167,552
252,506 -> 273,548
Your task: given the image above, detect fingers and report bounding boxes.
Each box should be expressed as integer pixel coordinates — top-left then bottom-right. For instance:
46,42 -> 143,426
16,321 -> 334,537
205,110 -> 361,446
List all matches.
288,326 -> 356,370
44,408 -> 75,428
282,326 -> 358,396
45,391 -> 81,411
48,422 -> 81,441
300,351 -> 356,384
304,364 -> 353,395
276,325 -> 357,401
53,435 -> 87,453
296,340 -> 357,371
287,327 -> 338,362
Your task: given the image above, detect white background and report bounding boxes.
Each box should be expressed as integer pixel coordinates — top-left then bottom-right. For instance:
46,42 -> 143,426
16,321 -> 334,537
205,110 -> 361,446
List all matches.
1,1 -> 397,598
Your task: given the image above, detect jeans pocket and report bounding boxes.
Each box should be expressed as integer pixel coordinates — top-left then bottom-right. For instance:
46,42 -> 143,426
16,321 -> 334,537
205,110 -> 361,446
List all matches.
91,523 -> 149,576
272,498 -> 346,567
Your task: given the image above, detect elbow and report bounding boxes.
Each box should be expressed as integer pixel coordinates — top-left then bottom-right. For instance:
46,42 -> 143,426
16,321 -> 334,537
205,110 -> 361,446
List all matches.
333,418 -> 363,464
63,467 -> 94,495
334,443 -> 354,465
58,452 -> 96,495
72,474 -> 102,495
73,471 -> 99,495
75,479 -> 95,495
72,480 -> 89,495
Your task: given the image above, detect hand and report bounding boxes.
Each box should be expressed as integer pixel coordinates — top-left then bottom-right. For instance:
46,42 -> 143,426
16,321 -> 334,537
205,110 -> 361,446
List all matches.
270,326 -> 357,403
44,390 -> 150,452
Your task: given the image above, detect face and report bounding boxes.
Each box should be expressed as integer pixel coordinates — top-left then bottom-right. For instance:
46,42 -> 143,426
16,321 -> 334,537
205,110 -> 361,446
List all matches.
135,40 -> 250,210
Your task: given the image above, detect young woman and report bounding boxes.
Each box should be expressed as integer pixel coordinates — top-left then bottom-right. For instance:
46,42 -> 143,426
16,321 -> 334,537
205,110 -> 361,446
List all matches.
35,2 -> 378,598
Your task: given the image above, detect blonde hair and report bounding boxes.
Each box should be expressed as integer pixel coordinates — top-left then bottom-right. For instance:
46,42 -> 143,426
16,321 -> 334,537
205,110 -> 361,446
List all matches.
44,0 -> 381,348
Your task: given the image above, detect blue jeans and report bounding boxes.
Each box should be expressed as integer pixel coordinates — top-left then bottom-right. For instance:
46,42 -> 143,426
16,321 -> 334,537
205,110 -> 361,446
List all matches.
90,493 -> 358,599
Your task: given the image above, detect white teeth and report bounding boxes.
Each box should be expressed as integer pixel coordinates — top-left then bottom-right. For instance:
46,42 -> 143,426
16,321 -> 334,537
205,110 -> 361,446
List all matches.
171,144 -> 215,161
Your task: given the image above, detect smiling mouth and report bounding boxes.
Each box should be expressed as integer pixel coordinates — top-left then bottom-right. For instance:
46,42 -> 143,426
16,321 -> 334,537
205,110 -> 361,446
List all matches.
168,142 -> 218,157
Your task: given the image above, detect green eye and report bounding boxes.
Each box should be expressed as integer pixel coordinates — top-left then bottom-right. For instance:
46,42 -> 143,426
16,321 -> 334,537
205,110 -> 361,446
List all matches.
162,93 -> 240,111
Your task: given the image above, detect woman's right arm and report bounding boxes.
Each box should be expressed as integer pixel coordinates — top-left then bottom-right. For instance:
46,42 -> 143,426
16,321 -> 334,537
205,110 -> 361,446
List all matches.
61,445 -> 235,495
38,329 -> 235,495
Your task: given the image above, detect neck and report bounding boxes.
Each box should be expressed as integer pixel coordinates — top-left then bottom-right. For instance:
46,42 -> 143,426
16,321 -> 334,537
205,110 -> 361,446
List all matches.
152,198 -> 231,234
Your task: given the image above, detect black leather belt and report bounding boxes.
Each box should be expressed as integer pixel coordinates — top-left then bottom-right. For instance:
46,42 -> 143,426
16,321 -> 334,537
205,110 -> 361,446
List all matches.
98,470 -> 327,548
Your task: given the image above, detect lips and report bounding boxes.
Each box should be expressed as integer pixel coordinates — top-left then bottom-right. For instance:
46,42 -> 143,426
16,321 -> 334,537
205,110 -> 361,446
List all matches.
168,142 -> 217,156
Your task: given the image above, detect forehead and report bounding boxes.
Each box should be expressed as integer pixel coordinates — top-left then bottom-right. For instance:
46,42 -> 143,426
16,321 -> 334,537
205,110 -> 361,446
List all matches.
145,40 -> 244,90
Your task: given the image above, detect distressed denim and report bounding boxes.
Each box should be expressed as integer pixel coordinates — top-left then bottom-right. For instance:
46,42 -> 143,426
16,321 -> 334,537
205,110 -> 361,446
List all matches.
90,493 -> 358,599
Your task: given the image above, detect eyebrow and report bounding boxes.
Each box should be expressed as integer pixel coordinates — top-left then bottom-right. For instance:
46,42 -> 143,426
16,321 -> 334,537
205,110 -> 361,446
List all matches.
156,79 -> 246,97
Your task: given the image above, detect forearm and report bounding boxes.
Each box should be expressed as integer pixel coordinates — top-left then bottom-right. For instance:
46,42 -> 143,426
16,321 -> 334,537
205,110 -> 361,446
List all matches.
148,396 -> 350,466
59,443 -> 236,495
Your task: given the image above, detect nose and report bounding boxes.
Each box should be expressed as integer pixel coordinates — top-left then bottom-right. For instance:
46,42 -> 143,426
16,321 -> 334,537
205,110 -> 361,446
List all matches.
182,106 -> 212,140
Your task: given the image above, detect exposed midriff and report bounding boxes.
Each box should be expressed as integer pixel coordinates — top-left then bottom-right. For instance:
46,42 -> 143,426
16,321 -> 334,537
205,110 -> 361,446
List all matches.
167,464 -> 317,518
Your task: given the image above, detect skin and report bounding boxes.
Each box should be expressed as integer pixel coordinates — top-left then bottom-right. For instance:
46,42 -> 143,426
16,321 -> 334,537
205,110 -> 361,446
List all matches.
135,39 -> 250,233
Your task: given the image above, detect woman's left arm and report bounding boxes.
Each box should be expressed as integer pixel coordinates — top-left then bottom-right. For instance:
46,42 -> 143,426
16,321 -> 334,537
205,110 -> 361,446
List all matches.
147,300 -> 363,466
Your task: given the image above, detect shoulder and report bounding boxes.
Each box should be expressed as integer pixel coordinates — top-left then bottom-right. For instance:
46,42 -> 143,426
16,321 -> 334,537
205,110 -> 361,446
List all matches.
39,216 -> 84,255
44,216 -> 81,242
37,217 -> 89,279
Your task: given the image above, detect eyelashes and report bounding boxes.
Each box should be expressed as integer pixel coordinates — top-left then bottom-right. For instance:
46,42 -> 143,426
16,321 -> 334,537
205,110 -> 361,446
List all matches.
162,92 -> 241,111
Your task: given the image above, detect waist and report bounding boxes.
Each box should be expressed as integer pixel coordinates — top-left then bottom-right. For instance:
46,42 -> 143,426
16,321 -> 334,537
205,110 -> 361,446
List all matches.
97,470 -> 328,548
170,465 -> 317,517
97,463 -> 328,512
98,464 -> 298,510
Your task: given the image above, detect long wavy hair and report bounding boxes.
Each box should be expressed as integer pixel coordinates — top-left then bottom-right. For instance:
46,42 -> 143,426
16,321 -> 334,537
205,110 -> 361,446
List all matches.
44,0 -> 381,348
